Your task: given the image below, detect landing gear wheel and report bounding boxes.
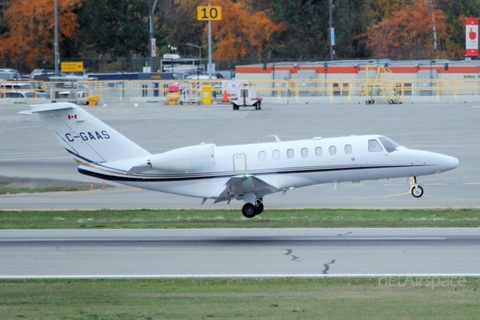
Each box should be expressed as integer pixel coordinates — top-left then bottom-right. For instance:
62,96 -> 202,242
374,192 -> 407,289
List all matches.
232,103 -> 239,110
255,202 -> 264,215
411,185 -> 424,198
242,203 -> 256,218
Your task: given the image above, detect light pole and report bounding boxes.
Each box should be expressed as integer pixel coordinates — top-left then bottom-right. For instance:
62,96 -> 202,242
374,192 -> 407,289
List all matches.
187,43 -> 203,80
328,0 -> 334,61
149,0 -> 159,72
168,45 -> 177,75
54,0 -> 59,75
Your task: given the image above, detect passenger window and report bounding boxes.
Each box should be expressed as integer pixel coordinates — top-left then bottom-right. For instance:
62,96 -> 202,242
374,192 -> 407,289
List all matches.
258,151 -> 266,161
344,144 -> 352,154
287,149 -> 294,159
272,150 -> 280,160
301,148 -> 309,158
368,139 -> 383,152
329,145 -> 337,155
315,147 -> 323,156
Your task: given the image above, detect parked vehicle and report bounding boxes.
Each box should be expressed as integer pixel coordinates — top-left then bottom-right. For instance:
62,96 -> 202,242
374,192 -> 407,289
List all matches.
0,91 -> 49,98
0,69 -> 21,81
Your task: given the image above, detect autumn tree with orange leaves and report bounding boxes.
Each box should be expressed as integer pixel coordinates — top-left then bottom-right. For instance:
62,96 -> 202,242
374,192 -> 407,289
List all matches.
0,0 -> 82,69
366,0 -> 450,59
205,0 -> 286,61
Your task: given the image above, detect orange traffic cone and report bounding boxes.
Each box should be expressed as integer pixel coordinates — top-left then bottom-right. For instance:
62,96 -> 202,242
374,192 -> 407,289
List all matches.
222,88 -> 229,102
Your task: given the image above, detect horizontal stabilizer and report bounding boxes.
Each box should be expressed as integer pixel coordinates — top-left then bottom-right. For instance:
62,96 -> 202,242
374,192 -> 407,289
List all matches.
20,103 -> 76,115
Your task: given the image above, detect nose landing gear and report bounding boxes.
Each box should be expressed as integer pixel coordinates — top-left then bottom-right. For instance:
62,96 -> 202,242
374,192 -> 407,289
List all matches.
410,176 -> 424,198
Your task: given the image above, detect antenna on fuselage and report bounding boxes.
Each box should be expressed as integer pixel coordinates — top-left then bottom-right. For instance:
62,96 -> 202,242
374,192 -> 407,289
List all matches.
269,135 -> 281,142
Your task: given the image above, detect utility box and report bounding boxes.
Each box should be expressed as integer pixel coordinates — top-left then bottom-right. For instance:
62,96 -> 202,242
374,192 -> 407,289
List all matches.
202,85 -> 212,105
166,84 -> 180,105
87,95 -> 99,106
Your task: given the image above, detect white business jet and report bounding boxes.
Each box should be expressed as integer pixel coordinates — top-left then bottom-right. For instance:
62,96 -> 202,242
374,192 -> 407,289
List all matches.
22,103 -> 459,218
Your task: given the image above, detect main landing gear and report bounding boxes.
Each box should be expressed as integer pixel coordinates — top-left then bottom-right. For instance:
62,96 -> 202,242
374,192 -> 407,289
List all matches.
242,199 -> 264,218
410,176 -> 424,198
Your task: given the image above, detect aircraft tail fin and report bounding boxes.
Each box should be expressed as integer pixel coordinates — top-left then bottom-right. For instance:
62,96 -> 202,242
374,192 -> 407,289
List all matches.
22,103 -> 150,163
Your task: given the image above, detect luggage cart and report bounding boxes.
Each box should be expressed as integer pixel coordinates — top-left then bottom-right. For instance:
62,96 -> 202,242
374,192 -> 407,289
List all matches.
179,82 -> 201,105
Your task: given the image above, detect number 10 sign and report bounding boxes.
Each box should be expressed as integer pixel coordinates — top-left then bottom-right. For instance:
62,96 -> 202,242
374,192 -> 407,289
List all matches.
197,6 -> 222,20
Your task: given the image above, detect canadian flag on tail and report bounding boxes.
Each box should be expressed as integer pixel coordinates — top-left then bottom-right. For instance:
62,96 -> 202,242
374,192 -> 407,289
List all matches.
67,114 -> 77,120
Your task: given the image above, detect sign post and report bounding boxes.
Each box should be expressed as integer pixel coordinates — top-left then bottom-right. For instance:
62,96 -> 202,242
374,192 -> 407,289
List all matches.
197,5 -> 222,79
197,6 -> 222,20
151,38 -> 157,58
61,62 -> 84,73
466,18 -> 478,57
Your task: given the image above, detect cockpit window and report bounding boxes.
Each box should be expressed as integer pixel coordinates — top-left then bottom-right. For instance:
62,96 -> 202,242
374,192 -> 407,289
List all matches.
368,139 -> 383,152
378,136 -> 400,153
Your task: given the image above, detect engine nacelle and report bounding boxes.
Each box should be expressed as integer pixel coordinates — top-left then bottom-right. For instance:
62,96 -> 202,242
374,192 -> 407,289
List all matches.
149,143 -> 215,173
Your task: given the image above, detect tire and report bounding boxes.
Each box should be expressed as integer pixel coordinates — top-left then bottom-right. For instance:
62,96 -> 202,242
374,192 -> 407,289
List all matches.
255,202 -> 264,215
242,203 -> 256,218
411,185 -> 424,198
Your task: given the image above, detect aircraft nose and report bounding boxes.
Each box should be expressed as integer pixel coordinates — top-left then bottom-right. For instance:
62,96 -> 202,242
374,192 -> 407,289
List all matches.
439,154 -> 459,172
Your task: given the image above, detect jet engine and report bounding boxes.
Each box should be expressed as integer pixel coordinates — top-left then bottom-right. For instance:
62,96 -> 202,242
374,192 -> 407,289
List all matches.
148,143 -> 215,173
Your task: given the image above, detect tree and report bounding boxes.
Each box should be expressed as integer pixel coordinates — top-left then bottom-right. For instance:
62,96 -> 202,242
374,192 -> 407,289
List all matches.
0,0 -> 82,70
206,0 -> 286,63
366,0 -> 449,59
78,0 -> 150,71
159,0 -> 204,58
436,0 -> 480,58
269,0 -> 329,60
333,0 -> 373,59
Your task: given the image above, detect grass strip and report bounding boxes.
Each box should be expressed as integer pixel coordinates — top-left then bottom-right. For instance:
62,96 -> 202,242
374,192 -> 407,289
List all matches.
0,208 -> 479,229
0,278 -> 479,319
0,186 -> 87,195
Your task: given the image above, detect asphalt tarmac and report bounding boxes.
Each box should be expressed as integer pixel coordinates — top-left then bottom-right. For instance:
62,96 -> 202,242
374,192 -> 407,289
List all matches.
1,228 -> 479,278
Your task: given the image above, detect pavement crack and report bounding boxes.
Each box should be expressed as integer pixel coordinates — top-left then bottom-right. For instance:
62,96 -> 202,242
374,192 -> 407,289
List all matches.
322,259 -> 336,274
337,232 -> 352,237
285,249 -> 300,262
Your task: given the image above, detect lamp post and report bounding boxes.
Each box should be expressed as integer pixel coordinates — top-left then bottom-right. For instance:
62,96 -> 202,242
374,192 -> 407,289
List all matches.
168,45 -> 177,75
328,0 -> 334,61
149,0 -> 159,72
187,43 -> 202,80
54,0 -> 59,75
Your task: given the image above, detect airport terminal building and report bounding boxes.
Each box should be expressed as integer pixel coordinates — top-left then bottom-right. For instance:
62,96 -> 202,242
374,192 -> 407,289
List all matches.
234,59 -> 480,103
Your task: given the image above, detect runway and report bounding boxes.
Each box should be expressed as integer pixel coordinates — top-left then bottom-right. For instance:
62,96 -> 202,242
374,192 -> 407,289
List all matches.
1,100 -> 479,210
1,228 -> 479,278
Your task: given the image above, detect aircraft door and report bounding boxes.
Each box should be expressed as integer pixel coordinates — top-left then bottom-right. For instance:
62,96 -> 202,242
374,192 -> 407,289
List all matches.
233,153 -> 247,174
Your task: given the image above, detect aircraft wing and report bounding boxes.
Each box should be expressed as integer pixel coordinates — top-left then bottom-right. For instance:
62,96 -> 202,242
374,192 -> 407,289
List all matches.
214,175 -> 279,204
